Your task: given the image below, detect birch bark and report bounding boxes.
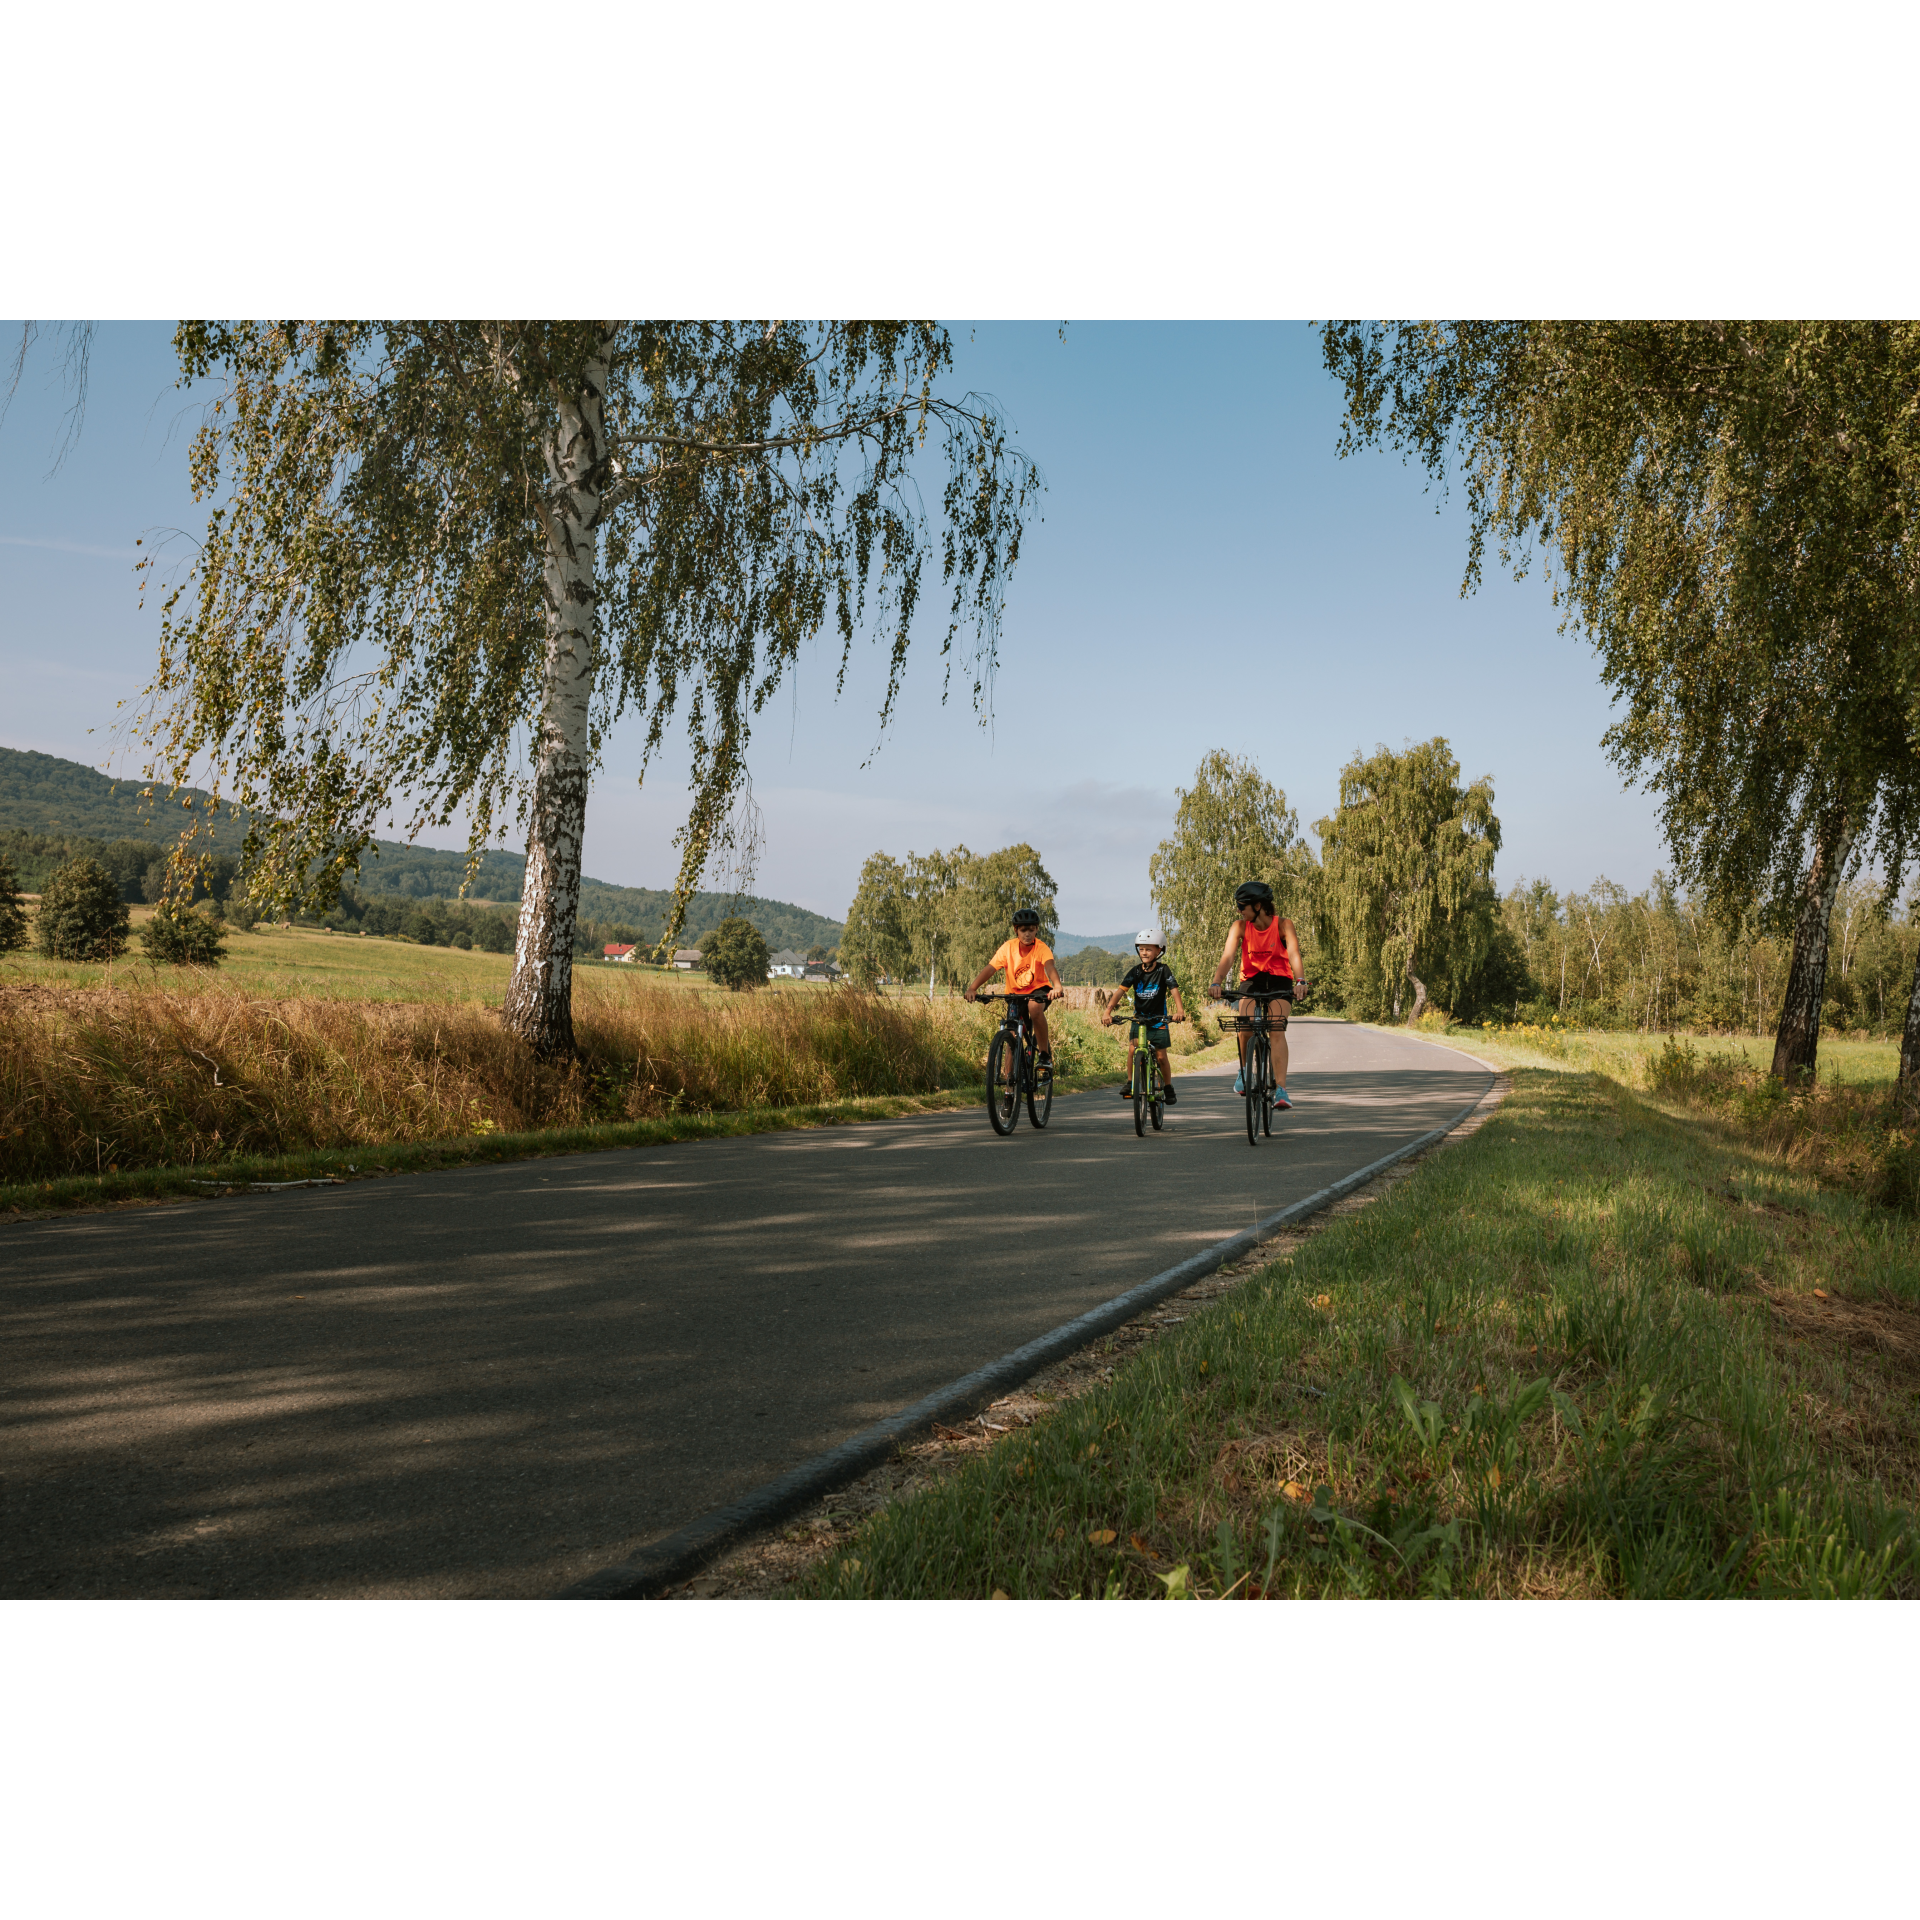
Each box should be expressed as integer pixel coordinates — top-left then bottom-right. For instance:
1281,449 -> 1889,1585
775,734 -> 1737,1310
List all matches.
1900,947 -> 1920,1086
502,333 -> 614,1057
1769,810 -> 1854,1083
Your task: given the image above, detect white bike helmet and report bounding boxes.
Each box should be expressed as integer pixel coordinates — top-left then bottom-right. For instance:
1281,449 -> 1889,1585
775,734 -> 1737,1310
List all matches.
1135,927 -> 1165,948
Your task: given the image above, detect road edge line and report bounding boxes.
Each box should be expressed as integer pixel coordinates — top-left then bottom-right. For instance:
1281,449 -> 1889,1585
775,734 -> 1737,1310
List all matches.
558,1070 -> 1499,1599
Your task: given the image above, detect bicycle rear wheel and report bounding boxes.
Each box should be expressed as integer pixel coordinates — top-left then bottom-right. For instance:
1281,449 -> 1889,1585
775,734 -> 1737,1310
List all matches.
1027,1049 -> 1053,1129
987,1030 -> 1020,1135
1150,1070 -> 1164,1131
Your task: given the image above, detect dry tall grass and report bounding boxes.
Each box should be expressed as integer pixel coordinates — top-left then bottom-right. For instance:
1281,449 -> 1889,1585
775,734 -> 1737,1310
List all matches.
1647,1038 -> 1920,1210
0,983 -> 985,1181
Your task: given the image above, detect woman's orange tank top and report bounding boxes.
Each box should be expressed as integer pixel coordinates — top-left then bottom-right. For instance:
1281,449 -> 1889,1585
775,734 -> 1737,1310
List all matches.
1241,914 -> 1291,977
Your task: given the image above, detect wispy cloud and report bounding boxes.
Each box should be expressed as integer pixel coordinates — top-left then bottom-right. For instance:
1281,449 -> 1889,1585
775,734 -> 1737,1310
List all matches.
0,534 -> 143,560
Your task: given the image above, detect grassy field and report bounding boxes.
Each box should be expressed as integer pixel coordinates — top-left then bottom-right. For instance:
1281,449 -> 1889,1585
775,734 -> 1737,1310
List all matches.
1453,1018 -> 1903,1088
0,920 -> 1242,1205
800,1033 -> 1920,1600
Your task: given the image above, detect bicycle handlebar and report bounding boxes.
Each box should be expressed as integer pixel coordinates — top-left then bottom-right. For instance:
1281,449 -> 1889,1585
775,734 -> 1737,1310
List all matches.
1208,983 -> 1297,1000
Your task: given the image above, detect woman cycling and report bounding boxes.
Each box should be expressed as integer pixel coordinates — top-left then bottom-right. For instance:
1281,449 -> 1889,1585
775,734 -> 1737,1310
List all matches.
1209,881 -> 1304,1107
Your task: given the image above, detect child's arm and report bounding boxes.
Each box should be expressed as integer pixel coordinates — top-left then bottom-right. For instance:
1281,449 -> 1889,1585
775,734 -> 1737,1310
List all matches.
1170,984 -> 1187,1023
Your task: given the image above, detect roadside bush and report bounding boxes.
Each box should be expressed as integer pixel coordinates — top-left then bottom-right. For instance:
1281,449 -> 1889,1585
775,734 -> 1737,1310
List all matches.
0,852 -> 28,952
36,858 -> 131,961
141,903 -> 228,967
705,915 -> 770,990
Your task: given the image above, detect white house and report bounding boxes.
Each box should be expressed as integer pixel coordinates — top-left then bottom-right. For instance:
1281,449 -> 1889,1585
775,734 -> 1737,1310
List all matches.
769,948 -> 809,978
672,948 -> 703,970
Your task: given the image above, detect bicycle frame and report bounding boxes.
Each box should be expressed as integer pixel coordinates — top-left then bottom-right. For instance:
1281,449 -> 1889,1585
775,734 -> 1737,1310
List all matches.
1213,982 -> 1292,1146
979,989 -> 1055,1134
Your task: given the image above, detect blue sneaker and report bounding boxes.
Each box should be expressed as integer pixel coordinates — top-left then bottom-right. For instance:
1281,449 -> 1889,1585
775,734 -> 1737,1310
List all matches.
1233,1069 -> 1246,1094
1273,1087 -> 1293,1110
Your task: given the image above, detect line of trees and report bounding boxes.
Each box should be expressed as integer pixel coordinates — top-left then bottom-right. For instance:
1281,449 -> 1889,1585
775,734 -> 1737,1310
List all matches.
1321,320 -> 1920,1082
841,843 -> 1057,990
0,829 -> 240,906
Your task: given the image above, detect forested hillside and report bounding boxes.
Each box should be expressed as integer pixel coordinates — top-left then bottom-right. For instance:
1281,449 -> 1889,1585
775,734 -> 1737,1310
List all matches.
0,749 -> 843,954
0,747 -> 250,844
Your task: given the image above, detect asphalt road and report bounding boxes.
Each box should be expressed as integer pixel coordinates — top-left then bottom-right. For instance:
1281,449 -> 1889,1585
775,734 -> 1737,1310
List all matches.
2,1019 -> 1490,1598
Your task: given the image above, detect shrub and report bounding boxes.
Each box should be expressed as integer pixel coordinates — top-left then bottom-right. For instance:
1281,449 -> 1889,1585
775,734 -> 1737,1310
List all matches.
36,857 -> 131,961
141,903 -> 228,967
705,915 -> 770,990
0,852 -> 28,953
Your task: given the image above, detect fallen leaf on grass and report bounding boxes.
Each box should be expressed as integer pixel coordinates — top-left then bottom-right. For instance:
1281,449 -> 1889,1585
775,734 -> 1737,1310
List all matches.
1487,1464 -> 1502,1489
1813,1288 -> 1830,1301
1281,1480 -> 1310,1502
1312,1294 -> 1333,1310
1088,1529 -> 1117,1546
992,1589 -> 1011,1600
1130,1534 -> 1154,1556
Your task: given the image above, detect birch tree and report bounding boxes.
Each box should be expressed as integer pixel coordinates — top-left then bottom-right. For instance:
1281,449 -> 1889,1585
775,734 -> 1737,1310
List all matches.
1317,739 -> 1500,1023
1320,320 -> 1920,1081
135,323 -> 1040,1055
1148,750 -> 1316,998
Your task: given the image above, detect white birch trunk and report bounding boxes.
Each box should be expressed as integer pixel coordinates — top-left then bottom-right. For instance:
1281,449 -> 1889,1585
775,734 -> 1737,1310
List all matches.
503,332 -> 614,1057
1770,810 -> 1854,1083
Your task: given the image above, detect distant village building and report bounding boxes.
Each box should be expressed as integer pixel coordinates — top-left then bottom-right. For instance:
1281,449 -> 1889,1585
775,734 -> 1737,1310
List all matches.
769,948 -> 809,978
802,960 -> 844,982
672,948 -> 703,970
603,943 -> 636,962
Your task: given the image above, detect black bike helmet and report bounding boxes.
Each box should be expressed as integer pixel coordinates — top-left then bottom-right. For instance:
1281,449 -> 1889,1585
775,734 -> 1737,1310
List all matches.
1233,881 -> 1275,910
1012,907 -> 1042,928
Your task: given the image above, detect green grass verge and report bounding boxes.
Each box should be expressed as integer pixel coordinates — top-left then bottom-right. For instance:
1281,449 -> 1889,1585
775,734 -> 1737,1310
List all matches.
0,1084 -> 1013,1220
799,1060 -> 1920,1600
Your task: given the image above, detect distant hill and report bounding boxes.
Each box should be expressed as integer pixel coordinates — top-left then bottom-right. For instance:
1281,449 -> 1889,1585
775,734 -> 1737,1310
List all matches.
0,746 -> 251,844
1053,931 -> 1142,956
0,747 -> 844,953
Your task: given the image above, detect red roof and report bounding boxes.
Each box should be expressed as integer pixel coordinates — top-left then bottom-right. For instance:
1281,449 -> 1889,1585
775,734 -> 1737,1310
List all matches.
603,943 -> 635,958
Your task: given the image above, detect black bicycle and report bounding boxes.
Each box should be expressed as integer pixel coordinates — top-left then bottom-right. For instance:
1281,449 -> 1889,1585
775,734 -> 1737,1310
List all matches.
1209,982 -> 1294,1146
978,989 -> 1055,1135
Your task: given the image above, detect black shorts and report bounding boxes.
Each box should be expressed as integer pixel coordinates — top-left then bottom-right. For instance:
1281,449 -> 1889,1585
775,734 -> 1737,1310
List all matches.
1006,990 -> 1052,1022
1241,973 -> 1293,1001
1131,1017 -> 1172,1050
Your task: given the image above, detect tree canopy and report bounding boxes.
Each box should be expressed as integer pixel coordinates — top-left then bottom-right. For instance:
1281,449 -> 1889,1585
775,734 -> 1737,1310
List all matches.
840,841 -> 1056,989
137,322 -> 1040,1052
702,916 -> 771,991
1317,738 -> 1500,1023
1320,320 -> 1920,1074
1148,750 -> 1315,994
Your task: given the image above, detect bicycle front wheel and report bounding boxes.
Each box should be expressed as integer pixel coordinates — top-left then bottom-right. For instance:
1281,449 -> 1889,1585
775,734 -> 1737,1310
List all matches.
1132,1054 -> 1147,1137
987,1030 -> 1020,1135
1245,1048 -> 1261,1146
1027,1050 -> 1053,1130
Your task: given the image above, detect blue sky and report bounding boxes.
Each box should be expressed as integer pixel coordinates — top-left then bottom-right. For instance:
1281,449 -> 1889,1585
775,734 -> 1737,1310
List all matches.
0,321 -> 1664,932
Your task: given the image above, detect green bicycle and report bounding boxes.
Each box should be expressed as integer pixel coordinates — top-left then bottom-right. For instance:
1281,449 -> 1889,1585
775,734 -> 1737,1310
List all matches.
1119,1003 -> 1185,1136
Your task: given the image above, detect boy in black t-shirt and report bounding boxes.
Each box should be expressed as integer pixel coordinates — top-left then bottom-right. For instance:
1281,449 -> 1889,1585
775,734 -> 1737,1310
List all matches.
1103,927 -> 1187,1104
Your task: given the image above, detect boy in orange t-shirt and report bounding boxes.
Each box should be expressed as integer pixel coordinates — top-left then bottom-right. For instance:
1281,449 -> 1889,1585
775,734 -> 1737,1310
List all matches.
964,908 -> 1064,1071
